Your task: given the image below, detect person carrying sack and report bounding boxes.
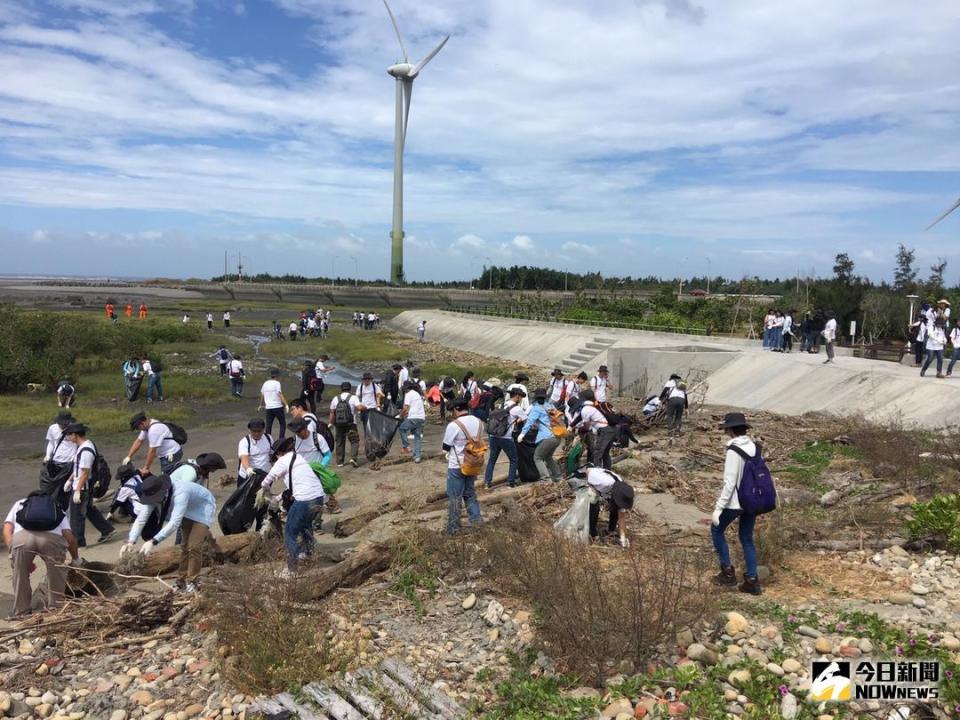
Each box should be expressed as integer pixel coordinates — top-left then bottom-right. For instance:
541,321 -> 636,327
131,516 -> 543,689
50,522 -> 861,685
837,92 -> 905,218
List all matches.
517,389 -> 562,482
441,399 -> 485,534
329,382 -> 361,468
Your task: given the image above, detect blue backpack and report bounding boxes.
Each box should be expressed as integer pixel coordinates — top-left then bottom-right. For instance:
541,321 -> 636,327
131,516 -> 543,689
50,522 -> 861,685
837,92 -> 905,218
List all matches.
728,444 -> 777,515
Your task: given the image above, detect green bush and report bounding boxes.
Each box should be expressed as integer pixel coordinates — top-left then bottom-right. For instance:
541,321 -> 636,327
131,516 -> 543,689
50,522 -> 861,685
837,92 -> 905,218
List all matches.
906,494 -> 960,551
0,305 -> 202,392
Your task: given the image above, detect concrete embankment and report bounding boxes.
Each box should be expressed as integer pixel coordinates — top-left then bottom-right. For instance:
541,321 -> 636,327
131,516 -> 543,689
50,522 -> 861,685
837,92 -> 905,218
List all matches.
391,310 -> 957,428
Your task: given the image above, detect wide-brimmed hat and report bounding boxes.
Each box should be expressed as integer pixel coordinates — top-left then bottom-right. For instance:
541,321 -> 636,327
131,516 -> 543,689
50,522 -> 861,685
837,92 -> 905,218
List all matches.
138,473 -> 172,505
56,411 -> 75,427
195,452 -> 226,473
508,386 -> 527,398
669,373 -> 682,380
719,412 -> 751,430
514,372 -> 529,382
533,388 -> 548,401
287,418 -> 308,433
939,299 -> 951,306
484,377 -> 502,388
598,365 -> 609,372
129,411 -> 148,430
63,422 -> 88,436
551,368 -> 564,376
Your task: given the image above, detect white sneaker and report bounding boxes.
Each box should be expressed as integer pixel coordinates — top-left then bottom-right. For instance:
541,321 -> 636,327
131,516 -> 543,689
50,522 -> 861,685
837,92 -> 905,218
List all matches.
297,552 -> 308,560
184,582 -> 198,594
277,567 -> 294,580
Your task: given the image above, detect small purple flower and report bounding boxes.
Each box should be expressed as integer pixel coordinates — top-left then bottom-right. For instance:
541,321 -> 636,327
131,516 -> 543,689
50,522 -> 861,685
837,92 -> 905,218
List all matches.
835,622 -> 846,632
945,670 -> 954,679
928,634 -> 935,642
778,685 -> 789,696
909,638 -> 917,647
896,645 -> 904,655
955,704 -> 960,715
787,614 -> 797,623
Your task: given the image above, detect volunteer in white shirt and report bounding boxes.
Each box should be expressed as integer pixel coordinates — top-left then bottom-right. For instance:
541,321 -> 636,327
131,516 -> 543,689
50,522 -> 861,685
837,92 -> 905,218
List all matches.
417,320 -> 427,342
238,418 -> 273,480
260,438 -> 325,576
442,399 -> 484,534
506,373 -> 531,412
125,412 -> 183,475
4,493 -> 81,618
484,388 -> 527,488
398,381 -> 426,463
44,411 -> 77,469
65,423 -> 116,547
921,318 -> 948,378
660,373 -> 681,401
547,369 -> 573,408
289,417 -> 332,466
572,466 -> 634,548
206,312 -> 214,331
665,381 -> 689,437
822,312 -> 838,364
590,365 -> 614,407
258,368 -> 289,441
946,324 -> 960,377
329,382 -> 362,467
228,355 -> 244,398
222,310 -> 231,328
572,390 -> 619,469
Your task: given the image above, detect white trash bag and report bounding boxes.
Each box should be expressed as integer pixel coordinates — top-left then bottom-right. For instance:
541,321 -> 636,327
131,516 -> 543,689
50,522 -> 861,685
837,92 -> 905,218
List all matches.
553,487 -> 593,544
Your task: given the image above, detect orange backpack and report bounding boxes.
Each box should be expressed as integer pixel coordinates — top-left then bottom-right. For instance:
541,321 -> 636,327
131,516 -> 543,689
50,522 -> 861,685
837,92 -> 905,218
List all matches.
453,419 -> 488,476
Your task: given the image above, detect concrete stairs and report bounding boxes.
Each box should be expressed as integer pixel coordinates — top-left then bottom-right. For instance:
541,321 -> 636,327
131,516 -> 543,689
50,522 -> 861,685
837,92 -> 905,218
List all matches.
251,658 -> 466,719
557,336 -> 617,373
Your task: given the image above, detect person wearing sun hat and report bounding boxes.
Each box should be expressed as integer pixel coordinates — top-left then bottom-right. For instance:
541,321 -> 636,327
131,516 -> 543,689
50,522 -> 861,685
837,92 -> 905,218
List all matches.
710,412 -> 762,596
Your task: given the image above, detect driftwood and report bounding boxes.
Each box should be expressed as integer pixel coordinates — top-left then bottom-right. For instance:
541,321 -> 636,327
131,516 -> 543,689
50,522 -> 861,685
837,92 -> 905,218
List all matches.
303,543 -> 392,600
807,537 -> 907,552
140,533 -> 256,576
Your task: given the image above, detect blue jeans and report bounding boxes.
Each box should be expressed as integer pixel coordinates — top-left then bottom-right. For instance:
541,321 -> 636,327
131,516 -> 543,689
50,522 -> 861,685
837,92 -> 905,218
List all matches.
230,377 -> 243,396
711,509 -> 757,578
398,418 -> 424,459
484,435 -> 518,487
446,467 -> 482,534
285,496 -> 324,570
147,373 -> 163,400
922,349 -> 944,375
948,347 -> 960,375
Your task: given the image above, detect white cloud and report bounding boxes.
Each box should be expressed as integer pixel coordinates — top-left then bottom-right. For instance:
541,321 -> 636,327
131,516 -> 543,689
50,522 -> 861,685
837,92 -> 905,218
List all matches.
561,241 -> 598,255
511,235 -> 534,251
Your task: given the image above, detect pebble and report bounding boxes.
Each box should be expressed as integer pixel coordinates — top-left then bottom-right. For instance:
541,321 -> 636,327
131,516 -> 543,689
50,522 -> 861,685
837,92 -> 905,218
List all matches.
687,643 -> 718,665
797,625 -> 822,638
910,583 -> 929,595
858,639 -> 874,653
601,698 -> 631,717
35,662 -> 50,676
765,662 -> 785,677
780,693 -> 798,720
110,711 -> 128,720
41,691 -> 57,705
942,637 -> 960,651
728,669 -> 751,688
912,597 -> 927,608
130,690 -> 154,706
724,612 -> 750,635
888,592 -> 913,605
782,658 -> 803,674
461,594 -> 476,610
814,637 -> 832,654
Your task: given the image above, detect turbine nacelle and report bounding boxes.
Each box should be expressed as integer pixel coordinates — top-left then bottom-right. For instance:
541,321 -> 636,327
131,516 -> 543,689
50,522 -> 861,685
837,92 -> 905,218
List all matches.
387,62 -> 416,79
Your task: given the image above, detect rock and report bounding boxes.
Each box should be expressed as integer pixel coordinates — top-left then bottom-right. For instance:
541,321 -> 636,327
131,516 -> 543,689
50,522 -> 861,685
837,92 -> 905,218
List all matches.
888,592 -> 913,605
819,489 -> 843,507
183,705 -> 204,718
667,702 -> 688,717
461,594 -> 477,610
782,658 -> 803,674
676,629 -> 695,648
728,669 -> 751,688
942,637 -> 960,651
797,625 -> 822,638
40,691 -> 57,705
567,687 -> 601,700
759,625 -> 778,639
724,611 -> 750,635
513,611 -> 530,624
891,494 -> 917,507
130,690 -> 154,707
723,689 -> 737,701
858,639 -> 874,653
18,639 -> 35,655
756,566 -> 771,582
912,598 -> 927,608
94,679 -> 115,694
766,662 -> 785,677
780,693 -> 798,720
601,698 -> 632,717
686,643 -> 718,665
615,714 -> 633,720
0,692 -> 10,714
110,711 -> 128,720
777,487 -> 819,507
482,600 -> 504,626
487,628 -> 499,643
888,544 -> 909,556
839,645 -> 861,658
815,637 -> 833,654
35,703 -> 53,718
35,662 -> 49,676
187,660 -> 209,673
910,583 -> 930,595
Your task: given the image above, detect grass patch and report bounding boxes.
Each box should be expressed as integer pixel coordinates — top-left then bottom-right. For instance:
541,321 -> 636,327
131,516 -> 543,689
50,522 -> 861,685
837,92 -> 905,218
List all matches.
779,440 -> 860,491
0,394 -> 194,434
389,528 -> 440,616
258,328 -> 406,366
483,649 -> 601,720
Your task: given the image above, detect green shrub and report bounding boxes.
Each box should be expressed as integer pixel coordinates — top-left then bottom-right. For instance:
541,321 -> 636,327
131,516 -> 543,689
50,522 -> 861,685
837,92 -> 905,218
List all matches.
906,494 -> 960,551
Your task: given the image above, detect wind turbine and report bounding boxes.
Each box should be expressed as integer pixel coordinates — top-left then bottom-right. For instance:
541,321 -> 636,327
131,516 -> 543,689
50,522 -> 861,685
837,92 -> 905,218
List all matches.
926,195 -> 960,230
383,0 -> 449,285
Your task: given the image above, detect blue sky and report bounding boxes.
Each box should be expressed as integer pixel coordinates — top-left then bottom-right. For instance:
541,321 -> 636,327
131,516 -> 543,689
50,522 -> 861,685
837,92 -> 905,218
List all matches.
0,0 -> 958,282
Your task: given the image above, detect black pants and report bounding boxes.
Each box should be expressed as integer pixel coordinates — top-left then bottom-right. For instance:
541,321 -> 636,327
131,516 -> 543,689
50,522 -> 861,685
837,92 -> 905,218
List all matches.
265,407 -> 286,440
69,491 -> 114,546
782,333 -> 793,352
913,341 -> 924,365
224,319 -> 230,328
589,427 -> 619,469
589,500 -> 619,538
219,362 -> 228,376
302,389 -> 317,414
666,397 -> 685,433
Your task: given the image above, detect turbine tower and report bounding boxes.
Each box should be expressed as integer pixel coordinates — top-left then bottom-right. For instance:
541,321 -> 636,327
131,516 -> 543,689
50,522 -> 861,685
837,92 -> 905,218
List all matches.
383,0 -> 449,285
926,195 -> 960,230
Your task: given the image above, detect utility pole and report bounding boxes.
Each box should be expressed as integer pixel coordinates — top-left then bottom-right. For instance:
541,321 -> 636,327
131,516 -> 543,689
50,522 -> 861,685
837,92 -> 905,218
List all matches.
223,250 -> 228,282
706,256 -> 712,295
237,251 -> 244,283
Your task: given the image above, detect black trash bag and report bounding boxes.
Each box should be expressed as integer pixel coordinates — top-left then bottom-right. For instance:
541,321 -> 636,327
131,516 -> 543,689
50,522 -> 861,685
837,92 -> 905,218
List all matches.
39,461 -> 72,511
364,409 -> 400,461
516,435 -> 540,483
125,374 -> 144,402
218,469 -> 265,536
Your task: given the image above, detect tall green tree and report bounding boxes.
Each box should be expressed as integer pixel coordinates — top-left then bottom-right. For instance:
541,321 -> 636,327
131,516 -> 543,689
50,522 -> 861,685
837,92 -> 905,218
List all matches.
928,258 -> 948,298
833,253 -> 855,283
893,244 -> 917,293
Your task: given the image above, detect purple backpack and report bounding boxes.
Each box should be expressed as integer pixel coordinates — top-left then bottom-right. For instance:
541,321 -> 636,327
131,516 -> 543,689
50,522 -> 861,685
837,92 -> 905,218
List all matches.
728,444 -> 777,515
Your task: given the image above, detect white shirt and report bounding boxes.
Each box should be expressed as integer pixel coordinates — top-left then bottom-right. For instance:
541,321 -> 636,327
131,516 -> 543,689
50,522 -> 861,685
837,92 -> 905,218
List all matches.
662,378 -> 677,395
548,378 -> 572,403
358,382 -> 381,408
288,322 -> 298,333
783,315 -> 793,334
206,314 -> 213,322
330,393 -> 360,419
301,412 -> 320,433
228,359 -> 243,376
506,383 -> 530,412
261,379 -> 284,409
950,327 -> 960,347
585,467 -> 621,497
5,499 -> 71,536
577,402 -> 609,432
238,434 -> 273,477
462,379 -> 478,398
315,361 -> 333,378
668,386 -> 687,401
403,389 -> 426,420
139,421 -> 182,457
643,396 -> 661,415
142,359 -> 155,376
715,436 -> 757,512
45,424 -> 77,464
264,453 -> 324,501
294,431 -> 330,464
443,415 -> 484,470
926,325 -> 947,351
72,439 -> 96,486
398,367 -> 410,386
823,318 -> 838,342
590,376 -> 610,403
417,322 -> 426,334
223,312 -> 230,320
497,401 -> 527,439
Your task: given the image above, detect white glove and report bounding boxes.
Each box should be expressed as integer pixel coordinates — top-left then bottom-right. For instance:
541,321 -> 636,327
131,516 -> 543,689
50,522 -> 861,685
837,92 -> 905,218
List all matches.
119,543 -> 135,558
122,456 -> 131,466
711,509 -> 723,527
139,541 -> 155,556
72,489 -> 82,505
43,456 -> 50,463
260,477 -> 273,489
620,534 -> 630,549
516,434 -> 525,443
106,512 -> 114,521
63,479 -> 72,492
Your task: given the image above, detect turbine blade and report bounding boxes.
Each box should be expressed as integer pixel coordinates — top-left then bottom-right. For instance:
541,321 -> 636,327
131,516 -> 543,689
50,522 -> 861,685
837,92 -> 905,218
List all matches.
410,35 -> 449,76
382,0 -> 408,62
402,79 -> 413,145
926,196 -> 960,230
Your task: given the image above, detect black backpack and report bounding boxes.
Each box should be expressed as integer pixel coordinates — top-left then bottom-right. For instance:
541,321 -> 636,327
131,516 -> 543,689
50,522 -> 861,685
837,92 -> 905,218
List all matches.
316,422 -> 335,451
77,444 -> 112,499
487,407 -> 512,437
151,357 -> 163,373
158,421 -> 188,445
17,491 -> 65,531
334,394 -> 355,426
